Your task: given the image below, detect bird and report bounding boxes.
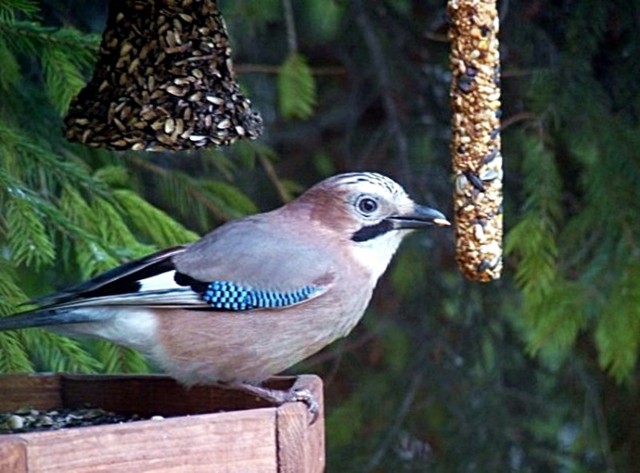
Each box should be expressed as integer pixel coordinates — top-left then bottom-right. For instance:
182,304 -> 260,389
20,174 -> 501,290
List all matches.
0,172 -> 449,418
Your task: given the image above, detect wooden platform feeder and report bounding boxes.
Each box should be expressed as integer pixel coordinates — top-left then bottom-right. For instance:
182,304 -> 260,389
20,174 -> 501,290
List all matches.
0,374 -> 324,473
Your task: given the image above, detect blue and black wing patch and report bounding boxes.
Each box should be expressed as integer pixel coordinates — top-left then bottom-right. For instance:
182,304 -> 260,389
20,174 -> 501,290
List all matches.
174,272 -> 322,311
202,281 -> 320,310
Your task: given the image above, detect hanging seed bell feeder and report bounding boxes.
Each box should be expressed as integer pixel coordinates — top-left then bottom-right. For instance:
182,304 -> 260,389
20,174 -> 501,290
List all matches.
448,0 -> 503,281
64,0 -> 263,151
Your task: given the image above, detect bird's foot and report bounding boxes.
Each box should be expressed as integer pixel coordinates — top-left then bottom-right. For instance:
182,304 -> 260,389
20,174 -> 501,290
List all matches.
233,382 -> 320,424
285,387 -> 320,423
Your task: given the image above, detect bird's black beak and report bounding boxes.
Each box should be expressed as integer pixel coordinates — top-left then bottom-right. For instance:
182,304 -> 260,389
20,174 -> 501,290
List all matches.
386,204 -> 450,230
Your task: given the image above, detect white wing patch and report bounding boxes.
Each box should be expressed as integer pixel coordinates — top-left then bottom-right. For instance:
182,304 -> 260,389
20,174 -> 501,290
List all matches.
139,270 -> 179,291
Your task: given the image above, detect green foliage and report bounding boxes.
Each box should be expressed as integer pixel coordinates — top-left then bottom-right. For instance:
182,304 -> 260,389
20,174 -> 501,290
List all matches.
507,54 -> 640,381
390,247 -> 429,298
595,261 -> 640,381
326,397 -> 364,449
278,53 -> 317,119
219,0 -> 280,32
0,0 -> 38,21
40,43 -> 89,114
6,196 -> 56,269
300,0 -> 344,41
0,18 -> 99,113
505,134 -> 585,359
19,330 -> 101,373
380,325 -> 411,373
0,258 -> 32,372
93,341 -> 149,374
199,181 -> 259,217
0,36 -> 19,90
0,332 -> 33,372
509,174 -> 640,376
113,189 -> 199,247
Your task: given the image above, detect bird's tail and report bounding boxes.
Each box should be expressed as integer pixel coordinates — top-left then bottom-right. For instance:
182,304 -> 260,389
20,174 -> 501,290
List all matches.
0,309 -> 99,331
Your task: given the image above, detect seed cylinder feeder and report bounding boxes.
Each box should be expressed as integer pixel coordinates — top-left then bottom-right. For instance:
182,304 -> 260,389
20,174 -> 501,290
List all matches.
64,0 -> 263,151
448,0 -> 503,281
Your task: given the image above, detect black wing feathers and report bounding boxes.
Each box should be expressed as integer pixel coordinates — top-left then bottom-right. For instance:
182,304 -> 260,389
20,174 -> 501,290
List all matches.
173,271 -> 209,293
31,246 -> 186,309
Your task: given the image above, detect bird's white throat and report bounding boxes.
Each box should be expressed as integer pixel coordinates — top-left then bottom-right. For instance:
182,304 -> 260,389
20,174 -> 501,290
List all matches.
350,230 -> 406,282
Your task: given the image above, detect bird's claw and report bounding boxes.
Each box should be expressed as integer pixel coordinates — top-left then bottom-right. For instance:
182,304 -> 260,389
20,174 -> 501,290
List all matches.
232,382 -> 321,424
286,387 -> 320,424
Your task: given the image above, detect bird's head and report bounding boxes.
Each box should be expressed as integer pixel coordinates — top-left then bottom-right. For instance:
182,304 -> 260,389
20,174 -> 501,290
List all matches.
293,172 -> 450,280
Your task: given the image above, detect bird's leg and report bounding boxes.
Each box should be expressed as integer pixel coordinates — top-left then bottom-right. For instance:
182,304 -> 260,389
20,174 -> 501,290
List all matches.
229,381 -> 320,424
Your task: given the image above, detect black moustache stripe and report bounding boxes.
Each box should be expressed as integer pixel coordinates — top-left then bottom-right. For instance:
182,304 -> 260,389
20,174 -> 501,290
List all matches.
351,220 -> 394,242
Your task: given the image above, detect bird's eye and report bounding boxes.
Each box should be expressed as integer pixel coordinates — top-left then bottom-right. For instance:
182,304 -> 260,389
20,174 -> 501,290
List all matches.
357,196 -> 378,215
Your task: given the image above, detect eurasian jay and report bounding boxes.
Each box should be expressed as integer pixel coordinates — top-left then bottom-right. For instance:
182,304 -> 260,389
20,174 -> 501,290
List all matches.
0,172 -> 449,416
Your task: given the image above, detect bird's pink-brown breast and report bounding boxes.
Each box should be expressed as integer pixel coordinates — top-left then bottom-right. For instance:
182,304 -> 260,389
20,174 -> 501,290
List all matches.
154,211 -> 373,383
152,272 -> 372,385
